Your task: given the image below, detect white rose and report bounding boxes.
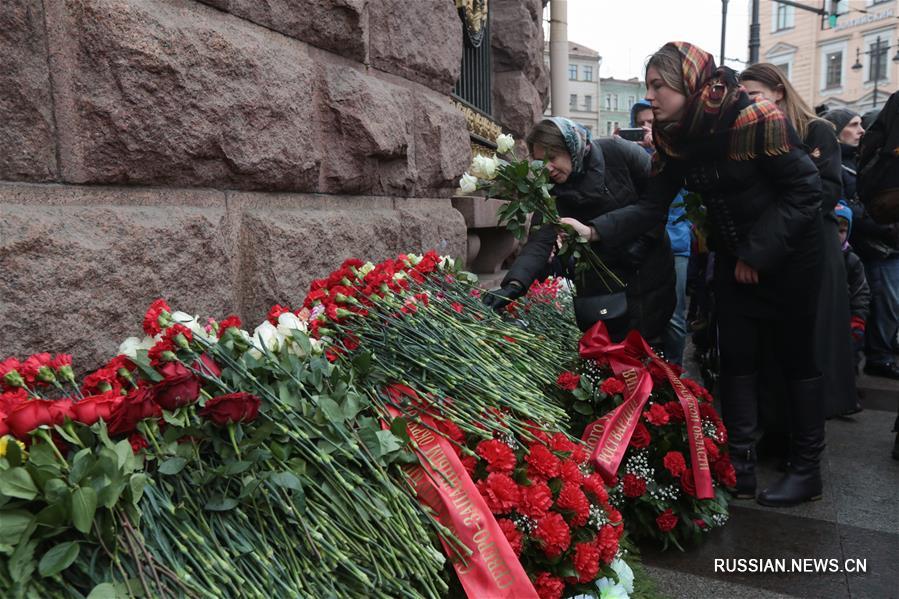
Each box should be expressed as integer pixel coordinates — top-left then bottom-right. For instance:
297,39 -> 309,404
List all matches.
249,321 -> 284,358
597,577 -> 629,599
276,311 -> 307,337
470,154 -> 498,180
610,558 -> 634,594
118,335 -> 155,358
171,310 -> 210,339
458,172 -> 478,194
495,133 -> 514,154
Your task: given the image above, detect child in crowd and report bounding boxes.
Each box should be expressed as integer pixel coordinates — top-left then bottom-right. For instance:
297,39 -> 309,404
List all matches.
835,202 -> 870,371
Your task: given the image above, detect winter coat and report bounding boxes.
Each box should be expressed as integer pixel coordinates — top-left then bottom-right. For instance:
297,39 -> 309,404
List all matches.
844,248 -> 871,321
805,119 -> 843,213
590,145 -> 824,319
503,137 -> 675,340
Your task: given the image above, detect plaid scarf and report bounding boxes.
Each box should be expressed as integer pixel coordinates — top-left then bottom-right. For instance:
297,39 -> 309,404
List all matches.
652,42 -> 797,171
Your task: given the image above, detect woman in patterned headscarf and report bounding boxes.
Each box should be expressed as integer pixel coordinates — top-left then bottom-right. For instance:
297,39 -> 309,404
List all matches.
482,116 -> 676,344
582,42 -> 827,508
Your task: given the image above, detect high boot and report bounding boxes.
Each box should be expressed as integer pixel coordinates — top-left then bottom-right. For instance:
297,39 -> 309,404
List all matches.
757,377 -> 825,507
719,374 -> 758,499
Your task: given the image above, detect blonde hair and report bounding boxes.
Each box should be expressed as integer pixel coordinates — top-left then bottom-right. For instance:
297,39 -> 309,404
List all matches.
739,63 -> 829,139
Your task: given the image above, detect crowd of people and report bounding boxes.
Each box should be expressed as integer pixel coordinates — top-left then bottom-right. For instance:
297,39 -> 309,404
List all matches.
484,41 -> 899,508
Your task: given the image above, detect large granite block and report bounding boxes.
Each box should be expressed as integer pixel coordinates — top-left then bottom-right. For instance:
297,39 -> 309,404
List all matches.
412,93 -> 470,196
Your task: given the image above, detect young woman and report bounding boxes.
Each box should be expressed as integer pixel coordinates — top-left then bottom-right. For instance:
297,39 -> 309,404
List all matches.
566,43 -> 826,507
739,63 -> 858,421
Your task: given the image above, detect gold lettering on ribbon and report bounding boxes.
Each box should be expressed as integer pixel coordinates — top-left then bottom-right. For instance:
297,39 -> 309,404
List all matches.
656,360 -> 710,473
595,390 -> 643,468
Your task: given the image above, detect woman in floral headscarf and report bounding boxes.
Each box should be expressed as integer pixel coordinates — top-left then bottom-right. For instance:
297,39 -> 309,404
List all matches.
483,116 -> 676,343
580,43 -> 826,507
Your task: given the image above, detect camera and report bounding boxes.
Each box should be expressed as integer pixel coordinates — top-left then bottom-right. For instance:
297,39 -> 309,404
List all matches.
618,128 -> 647,142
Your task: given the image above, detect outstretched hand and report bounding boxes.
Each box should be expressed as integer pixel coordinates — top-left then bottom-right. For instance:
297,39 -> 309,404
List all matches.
558,217 -> 597,243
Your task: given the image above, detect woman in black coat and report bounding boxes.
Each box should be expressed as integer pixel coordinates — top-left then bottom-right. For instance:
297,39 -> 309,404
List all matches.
578,43 -> 825,507
740,64 -> 858,421
484,117 -> 675,343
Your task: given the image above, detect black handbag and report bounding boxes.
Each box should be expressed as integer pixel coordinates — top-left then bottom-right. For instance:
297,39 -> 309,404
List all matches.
572,291 -> 628,332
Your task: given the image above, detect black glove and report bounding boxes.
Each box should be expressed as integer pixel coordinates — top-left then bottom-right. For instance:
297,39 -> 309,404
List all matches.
482,282 -> 525,312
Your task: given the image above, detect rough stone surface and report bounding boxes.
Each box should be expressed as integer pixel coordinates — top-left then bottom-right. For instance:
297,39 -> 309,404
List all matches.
316,65 -> 416,195
412,93 -> 471,196
369,0 -> 462,93
200,0 -> 368,62
0,0 -> 57,182
235,194 -> 467,319
493,71 -> 544,140
492,0 -> 548,111
44,0 -> 320,191
0,188 -> 234,371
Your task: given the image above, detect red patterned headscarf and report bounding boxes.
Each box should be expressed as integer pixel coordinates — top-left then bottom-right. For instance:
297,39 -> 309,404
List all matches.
651,41 -> 797,169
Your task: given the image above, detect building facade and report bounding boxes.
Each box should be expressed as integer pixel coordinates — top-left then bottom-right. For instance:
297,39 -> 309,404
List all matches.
543,41 -> 602,134
598,78 -> 647,137
760,0 -> 899,112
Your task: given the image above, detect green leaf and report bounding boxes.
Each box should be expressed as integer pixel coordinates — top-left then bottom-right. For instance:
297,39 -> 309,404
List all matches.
8,539 -> 37,582
131,350 -> 164,383
36,502 -> 69,528
375,430 -> 402,457
204,495 -> 239,512
157,457 -> 187,476
68,448 -> 94,486
87,583 -> 118,599
38,541 -> 80,577
317,396 -> 344,424
270,471 -> 303,492
161,409 -> 186,428
129,473 -> 149,507
343,392 -> 363,420
223,461 -> 252,475
3,439 -> 22,467
114,440 -> 135,473
42,477 -> 71,504
98,481 -> 126,509
0,510 -> 33,545
0,467 -> 39,500
71,486 -> 98,534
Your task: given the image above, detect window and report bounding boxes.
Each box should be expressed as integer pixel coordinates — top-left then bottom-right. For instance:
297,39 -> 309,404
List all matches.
825,51 -> 842,88
569,94 -> 578,110
627,95 -> 636,107
612,95 -> 619,111
583,66 -> 593,81
613,121 -> 620,131
868,0 -> 891,5
568,64 -> 578,80
606,122 -> 612,136
773,62 -> 790,79
773,2 -> 794,31
584,95 -> 593,111
835,0 -> 849,14
868,42 -> 889,82
605,94 -> 612,110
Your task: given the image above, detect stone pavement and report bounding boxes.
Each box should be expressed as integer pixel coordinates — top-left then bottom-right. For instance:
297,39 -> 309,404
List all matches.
641,364 -> 899,599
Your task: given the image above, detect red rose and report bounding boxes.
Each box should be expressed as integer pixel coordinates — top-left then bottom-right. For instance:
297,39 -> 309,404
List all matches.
622,473 -> 647,498
496,518 -> 523,556
662,450 -> 687,477
599,377 -> 626,396
154,362 -> 200,410
555,482 -> 591,526
200,392 -> 261,427
596,523 -> 619,564
656,508 -> 679,532
194,354 -> 221,379
5,399 -> 72,439
714,456 -> 737,488
107,387 -> 163,436
534,572 -> 565,599
704,437 -> 721,462
143,298 -> 171,336
559,459 -> 584,484
72,392 -> 123,426
629,422 -> 651,449
526,443 -> 561,479
519,480 -> 554,519
681,468 -> 697,497
664,401 -> 685,422
534,512 -> 571,558
643,402 -> 670,426
556,371 -> 581,391
129,433 -> 148,454
582,473 -> 609,503
475,439 -> 517,474
573,541 -> 601,583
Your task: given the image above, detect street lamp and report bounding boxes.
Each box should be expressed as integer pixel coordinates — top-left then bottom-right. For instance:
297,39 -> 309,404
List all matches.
851,35 -> 899,108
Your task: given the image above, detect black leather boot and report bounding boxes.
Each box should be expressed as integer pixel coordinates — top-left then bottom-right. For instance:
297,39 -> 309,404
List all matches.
719,374 -> 758,499
757,377 -> 825,507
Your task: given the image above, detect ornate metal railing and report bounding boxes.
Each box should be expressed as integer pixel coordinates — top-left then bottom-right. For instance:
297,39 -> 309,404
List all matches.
453,0 -> 492,116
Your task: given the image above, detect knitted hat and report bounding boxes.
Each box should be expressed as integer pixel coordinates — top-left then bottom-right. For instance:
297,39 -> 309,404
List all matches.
835,200 -> 853,238
823,108 -> 858,134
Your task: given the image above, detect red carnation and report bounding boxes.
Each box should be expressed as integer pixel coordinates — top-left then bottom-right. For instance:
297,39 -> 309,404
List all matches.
662,450 -> 687,477
694,518 -> 708,529
596,523 -> 620,564
129,433 -> 148,454
218,315 -> 242,332
550,432 -> 577,454
700,402 -> 722,423
154,362 -> 200,411
5,399 -> 73,439
450,302 -> 464,313
526,443 -> 561,479
559,459 -> 584,484
556,482 -> 591,526
496,518 -> 523,556
644,402 -> 670,426
476,439 -> 517,474
200,392 -> 261,427
681,468 -> 697,497
684,377 -> 713,402
143,298 -> 171,337
656,508 -> 679,532
582,473 -> 609,502
434,419 -> 465,448
72,392 -> 123,426
704,437 -> 721,462
534,512 -> 571,558
21,353 -> 53,385
600,377 -> 626,396
714,456 -> 737,488
572,445 -> 589,464
534,571 -> 565,599
519,480 -> 554,519
664,401 -> 685,422
0,357 -> 23,388
573,541 -> 601,583
556,371 -> 581,391
267,304 -> 292,326
460,455 -> 477,476
629,422 -> 651,449
622,473 -> 647,498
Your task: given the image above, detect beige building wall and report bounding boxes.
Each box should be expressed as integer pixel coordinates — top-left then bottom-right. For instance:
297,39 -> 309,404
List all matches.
759,0 -> 899,113
544,41 -> 602,134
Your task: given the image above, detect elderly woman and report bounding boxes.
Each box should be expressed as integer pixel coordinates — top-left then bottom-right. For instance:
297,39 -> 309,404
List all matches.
484,117 -> 675,343
581,43 -> 826,507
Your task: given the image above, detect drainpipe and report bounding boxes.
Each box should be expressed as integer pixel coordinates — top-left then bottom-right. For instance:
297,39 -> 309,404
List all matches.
549,0 -> 569,117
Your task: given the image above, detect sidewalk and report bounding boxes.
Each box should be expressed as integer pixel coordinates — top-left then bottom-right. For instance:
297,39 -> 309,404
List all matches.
642,367 -> 899,599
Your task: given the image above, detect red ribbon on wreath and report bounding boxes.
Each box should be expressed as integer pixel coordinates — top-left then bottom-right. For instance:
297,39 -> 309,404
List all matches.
578,323 -> 715,499
384,385 -> 538,599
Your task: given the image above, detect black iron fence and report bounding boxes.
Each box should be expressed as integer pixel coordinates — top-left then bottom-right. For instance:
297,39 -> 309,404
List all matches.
452,4 -> 492,116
